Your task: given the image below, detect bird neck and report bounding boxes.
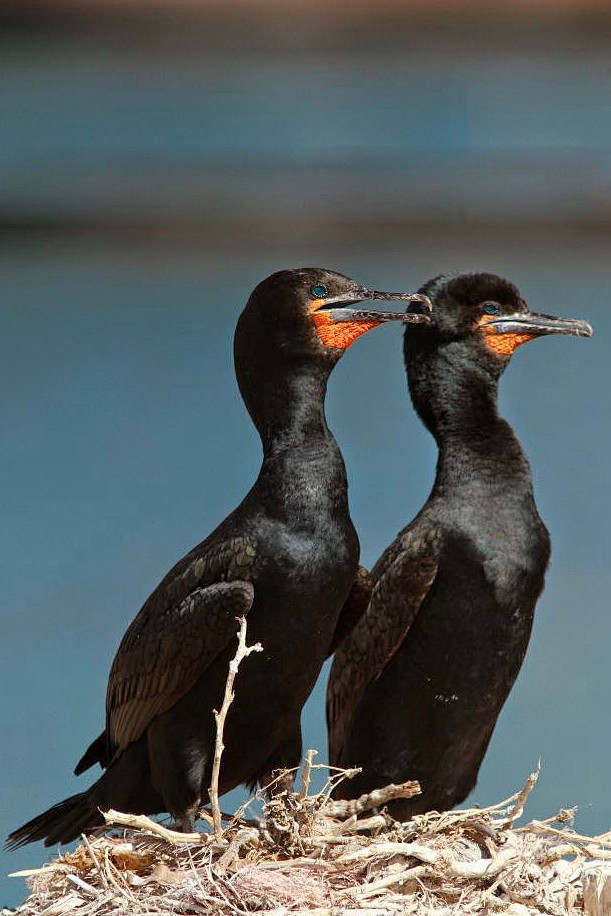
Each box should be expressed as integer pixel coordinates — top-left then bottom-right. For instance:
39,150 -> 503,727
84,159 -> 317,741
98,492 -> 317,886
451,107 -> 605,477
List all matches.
249,367 -> 350,521
257,369 -> 332,453
408,345 -> 532,496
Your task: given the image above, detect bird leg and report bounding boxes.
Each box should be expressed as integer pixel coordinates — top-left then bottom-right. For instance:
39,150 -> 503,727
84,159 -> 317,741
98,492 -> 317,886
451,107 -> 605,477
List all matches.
178,803 -> 198,833
258,725 -> 302,798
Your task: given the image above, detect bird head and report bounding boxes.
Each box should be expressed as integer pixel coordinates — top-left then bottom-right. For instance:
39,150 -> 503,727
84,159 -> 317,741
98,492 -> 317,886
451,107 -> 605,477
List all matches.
237,268 -> 431,365
405,272 -> 592,376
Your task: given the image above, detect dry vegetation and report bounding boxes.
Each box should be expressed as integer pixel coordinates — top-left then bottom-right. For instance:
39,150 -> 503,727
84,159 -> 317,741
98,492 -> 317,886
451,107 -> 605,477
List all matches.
8,620 -> 611,916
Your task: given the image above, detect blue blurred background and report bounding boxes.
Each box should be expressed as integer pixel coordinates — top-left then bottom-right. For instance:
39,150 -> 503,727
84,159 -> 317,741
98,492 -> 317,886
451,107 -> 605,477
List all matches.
1,2 -> 610,907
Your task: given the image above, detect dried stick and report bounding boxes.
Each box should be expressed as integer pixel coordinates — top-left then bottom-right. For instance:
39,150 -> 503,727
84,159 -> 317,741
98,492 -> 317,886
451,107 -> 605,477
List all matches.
102,809 -> 207,845
65,873 -> 98,897
514,807 -> 576,833
336,840 -> 439,866
503,760 -> 540,824
215,827 -> 260,873
297,748 -> 318,801
343,845 -> 519,899
102,845 -> 138,905
208,616 -> 263,841
80,831 -> 109,890
324,779 -> 421,818
198,805 -> 241,826
347,814 -> 388,833
9,865 -> 61,879
526,821 -> 611,849
344,865 -> 429,899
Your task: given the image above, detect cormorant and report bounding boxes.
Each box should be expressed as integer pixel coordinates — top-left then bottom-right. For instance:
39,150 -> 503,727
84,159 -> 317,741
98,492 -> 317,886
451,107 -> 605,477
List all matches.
327,272 -> 592,818
8,268 -> 431,848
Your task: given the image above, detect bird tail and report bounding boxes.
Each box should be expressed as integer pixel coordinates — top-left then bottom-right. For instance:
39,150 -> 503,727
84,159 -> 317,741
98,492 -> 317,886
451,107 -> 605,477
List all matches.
74,731 -> 108,776
6,791 -> 103,849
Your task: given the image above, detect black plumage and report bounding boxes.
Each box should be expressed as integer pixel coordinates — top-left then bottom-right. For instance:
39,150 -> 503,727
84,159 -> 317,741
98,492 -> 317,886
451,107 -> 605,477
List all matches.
8,268 -> 430,848
327,272 -> 592,818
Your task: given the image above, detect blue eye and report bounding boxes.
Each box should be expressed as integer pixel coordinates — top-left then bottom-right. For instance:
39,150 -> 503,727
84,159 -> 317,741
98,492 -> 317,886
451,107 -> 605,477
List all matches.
310,284 -> 328,299
483,302 -> 500,315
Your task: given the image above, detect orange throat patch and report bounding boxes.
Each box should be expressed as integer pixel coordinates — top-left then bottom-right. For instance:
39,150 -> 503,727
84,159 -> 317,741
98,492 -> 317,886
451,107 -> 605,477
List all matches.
310,299 -> 381,350
478,314 -> 535,356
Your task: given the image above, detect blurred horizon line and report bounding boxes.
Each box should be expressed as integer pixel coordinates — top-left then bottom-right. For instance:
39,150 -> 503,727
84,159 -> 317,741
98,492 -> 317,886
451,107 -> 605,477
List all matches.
2,1 -> 611,53
4,152 -> 611,239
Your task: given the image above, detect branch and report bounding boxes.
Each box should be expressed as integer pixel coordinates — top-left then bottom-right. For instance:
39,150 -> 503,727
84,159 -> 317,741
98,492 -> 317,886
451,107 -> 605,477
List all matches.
297,749 -> 318,802
102,810 -> 207,845
324,779 -> 421,818
343,845 -> 519,900
503,760 -> 540,824
208,616 -> 263,841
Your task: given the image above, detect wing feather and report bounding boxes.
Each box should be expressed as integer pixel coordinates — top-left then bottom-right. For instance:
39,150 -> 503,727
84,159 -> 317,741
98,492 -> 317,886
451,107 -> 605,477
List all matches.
107,579 -> 254,754
75,536 -> 258,774
327,523 -> 440,764
327,566 -> 373,657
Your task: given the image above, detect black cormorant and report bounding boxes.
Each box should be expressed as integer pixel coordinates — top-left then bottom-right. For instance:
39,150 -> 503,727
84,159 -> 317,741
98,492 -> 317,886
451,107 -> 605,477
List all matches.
327,272 -> 591,818
8,268 -> 430,847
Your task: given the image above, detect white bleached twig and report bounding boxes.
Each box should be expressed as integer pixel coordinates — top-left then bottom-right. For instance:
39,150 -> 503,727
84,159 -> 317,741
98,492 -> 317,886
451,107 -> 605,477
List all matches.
208,616 -> 263,841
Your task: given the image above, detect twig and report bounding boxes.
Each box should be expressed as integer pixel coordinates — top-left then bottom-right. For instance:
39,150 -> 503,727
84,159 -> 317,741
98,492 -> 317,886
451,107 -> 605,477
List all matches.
304,834 -> 361,846
348,815 -> 388,833
199,806 -> 243,826
514,807 -> 577,833
102,809 -> 208,845
208,616 -> 263,841
297,749 -> 318,802
202,851 -> 247,916
64,873 -> 98,897
215,828 -> 260,873
336,840 -> 438,866
320,767 -> 362,800
324,780 -> 421,818
526,821 -> 611,849
448,846 -> 520,880
404,783 -> 538,837
80,831 -> 109,890
537,842 -> 592,863
342,845 -> 519,899
344,865 -> 429,899
103,844 -> 138,904
255,857 -> 338,870
502,761 -> 541,824
9,864 -> 63,878
185,845 -> 210,904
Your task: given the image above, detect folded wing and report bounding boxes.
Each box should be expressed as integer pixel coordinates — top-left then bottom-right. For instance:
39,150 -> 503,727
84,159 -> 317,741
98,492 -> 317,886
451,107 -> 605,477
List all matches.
327,524 -> 440,764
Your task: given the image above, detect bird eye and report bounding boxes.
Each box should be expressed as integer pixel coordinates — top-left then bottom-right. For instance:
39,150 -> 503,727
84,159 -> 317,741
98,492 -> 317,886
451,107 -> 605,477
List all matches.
483,302 -> 500,315
310,284 -> 328,299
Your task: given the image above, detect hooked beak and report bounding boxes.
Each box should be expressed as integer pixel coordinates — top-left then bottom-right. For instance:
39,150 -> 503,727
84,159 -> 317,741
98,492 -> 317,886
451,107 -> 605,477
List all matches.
484,311 -> 593,339
316,288 -> 432,325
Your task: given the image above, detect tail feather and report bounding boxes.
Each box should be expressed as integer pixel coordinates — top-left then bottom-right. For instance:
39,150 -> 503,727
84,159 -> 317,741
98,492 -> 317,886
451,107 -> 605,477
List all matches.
6,792 -> 103,849
8,737 -> 165,850
74,731 -> 108,776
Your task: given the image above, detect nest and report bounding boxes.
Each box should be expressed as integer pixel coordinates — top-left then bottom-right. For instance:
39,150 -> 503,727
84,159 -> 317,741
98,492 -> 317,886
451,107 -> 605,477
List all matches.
8,624 -> 611,915
7,755 -> 611,916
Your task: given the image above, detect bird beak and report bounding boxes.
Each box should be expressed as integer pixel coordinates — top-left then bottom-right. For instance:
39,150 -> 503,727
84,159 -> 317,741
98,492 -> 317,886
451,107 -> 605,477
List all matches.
483,311 -> 593,339
317,289 -> 432,325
